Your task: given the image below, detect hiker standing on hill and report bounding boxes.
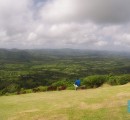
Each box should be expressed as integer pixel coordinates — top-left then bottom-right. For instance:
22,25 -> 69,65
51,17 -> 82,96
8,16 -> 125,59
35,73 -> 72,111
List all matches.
74,79 -> 81,90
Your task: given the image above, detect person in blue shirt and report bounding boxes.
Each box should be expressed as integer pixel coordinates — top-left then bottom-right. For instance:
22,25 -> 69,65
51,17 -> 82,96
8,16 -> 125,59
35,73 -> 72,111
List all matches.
74,79 -> 81,90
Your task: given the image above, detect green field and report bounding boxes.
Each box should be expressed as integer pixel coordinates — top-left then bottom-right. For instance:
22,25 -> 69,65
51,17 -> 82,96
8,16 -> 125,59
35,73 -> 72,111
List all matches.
0,83 -> 130,120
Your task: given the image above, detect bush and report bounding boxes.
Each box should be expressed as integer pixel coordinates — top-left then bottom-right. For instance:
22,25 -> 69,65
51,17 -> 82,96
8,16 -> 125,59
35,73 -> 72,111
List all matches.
1,89 -> 7,95
117,75 -> 130,85
107,76 -> 118,85
32,86 -> 47,92
52,80 -> 68,87
47,86 -> 57,91
24,89 -> 33,93
19,88 -> 26,94
37,86 -> 47,92
66,86 -> 75,90
32,87 -> 40,92
82,75 -> 107,88
0,91 -> 3,96
57,86 -> 66,91
51,80 -> 72,90
108,75 -> 130,85
6,84 -> 19,93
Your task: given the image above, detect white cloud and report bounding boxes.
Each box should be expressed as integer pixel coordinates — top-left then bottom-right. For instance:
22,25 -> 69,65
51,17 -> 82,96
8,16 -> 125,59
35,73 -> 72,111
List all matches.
114,33 -> 130,46
40,0 -> 130,24
0,0 -> 130,50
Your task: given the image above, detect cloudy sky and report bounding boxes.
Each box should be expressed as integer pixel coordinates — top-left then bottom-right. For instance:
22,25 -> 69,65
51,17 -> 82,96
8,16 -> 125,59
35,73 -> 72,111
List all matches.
0,0 -> 130,51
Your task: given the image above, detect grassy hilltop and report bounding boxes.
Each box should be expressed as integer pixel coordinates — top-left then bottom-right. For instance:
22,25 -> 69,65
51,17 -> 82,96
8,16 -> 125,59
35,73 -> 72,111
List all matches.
0,83 -> 130,120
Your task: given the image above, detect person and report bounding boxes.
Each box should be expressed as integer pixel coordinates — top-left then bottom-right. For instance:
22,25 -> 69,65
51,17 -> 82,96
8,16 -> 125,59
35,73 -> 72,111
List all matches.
74,79 -> 81,90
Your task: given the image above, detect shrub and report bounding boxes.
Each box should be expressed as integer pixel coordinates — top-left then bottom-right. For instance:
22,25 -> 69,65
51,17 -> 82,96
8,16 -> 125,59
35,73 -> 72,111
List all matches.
82,78 -> 92,88
52,80 -> 68,87
6,84 -> 19,93
19,88 -> 26,94
66,86 -> 75,90
0,91 -> 2,96
57,86 -> 66,91
117,75 -> 130,85
108,75 -> 130,85
24,89 -> 33,93
1,89 -> 7,95
51,80 -> 72,90
47,86 -> 57,91
37,86 -> 47,92
83,75 -> 107,88
107,76 -> 118,85
32,87 -> 40,92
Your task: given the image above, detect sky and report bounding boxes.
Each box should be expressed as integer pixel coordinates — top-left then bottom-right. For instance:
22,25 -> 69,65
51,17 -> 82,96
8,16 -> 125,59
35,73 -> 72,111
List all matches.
0,0 -> 130,51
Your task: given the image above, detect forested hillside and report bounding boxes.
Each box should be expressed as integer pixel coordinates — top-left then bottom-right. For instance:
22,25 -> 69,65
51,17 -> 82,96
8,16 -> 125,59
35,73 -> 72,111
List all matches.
1,49 -> 130,95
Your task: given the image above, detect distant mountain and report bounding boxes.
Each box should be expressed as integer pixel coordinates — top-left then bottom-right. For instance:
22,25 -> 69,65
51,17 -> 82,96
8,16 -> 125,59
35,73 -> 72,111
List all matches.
0,49 -> 32,62
0,48 -> 130,63
27,49 -> 130,59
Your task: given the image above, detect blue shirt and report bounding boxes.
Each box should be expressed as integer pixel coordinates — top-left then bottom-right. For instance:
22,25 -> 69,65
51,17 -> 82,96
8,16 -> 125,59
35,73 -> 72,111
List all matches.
75,79 -> 81,86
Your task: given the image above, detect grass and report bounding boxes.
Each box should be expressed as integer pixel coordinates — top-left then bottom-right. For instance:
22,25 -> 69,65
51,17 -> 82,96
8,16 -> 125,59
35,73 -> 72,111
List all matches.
0,84 -> 130,120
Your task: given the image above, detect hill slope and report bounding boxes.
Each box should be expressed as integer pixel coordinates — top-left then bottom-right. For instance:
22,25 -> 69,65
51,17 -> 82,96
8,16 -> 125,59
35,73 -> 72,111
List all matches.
0,84 -> 130,120
0,49 -> 32,62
